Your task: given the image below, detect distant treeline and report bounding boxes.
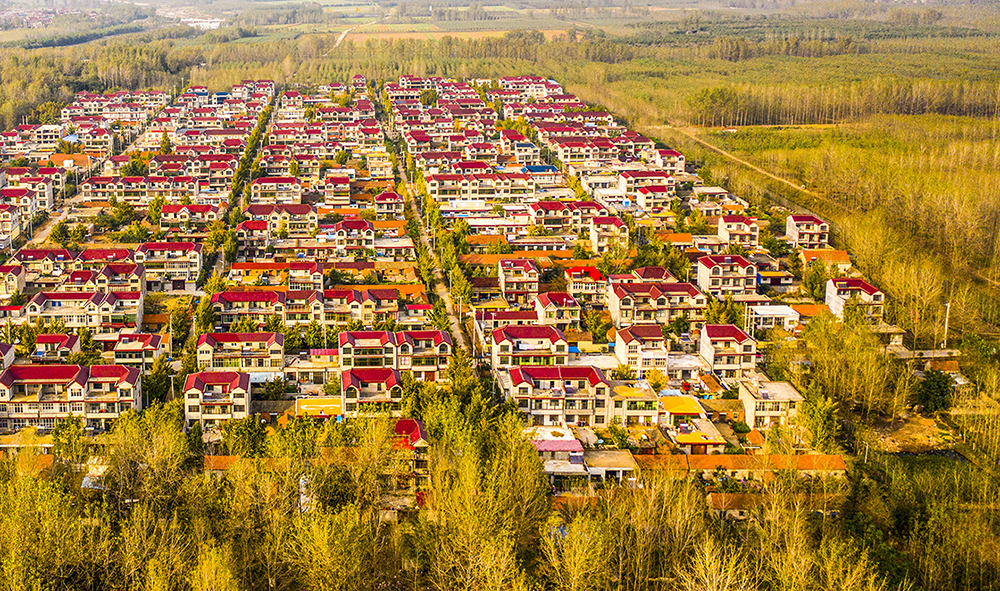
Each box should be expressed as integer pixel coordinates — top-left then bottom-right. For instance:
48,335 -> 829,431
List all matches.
231,3 -> 332,27
688,77 -> 1000,126
706,35 -> 869,61
6,22 -> 147,50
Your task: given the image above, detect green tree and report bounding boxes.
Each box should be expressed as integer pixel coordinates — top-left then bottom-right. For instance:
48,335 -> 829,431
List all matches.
611,364 -> 636,381
148,195 -> 166,226
158,131 -> 173,156
51,415 -> 86,463
222,416 -> 266,458
288,158 -> 300,177
267,417 -> 319,460
918,369 -> 953,412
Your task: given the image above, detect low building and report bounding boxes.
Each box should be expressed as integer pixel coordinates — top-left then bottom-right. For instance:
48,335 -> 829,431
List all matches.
696,255 -> 757,299
498,259 -> 540,306
608,282 -> 706,329
491,325 -> 569,369
534,292 -> 581,332
0,364 -> 141,431
342,368 -> 403,415
338,330 -> 452,382
31,333 -> 80,363
785,215 -> 829,249
564,266 -> 606,307
183,371 -> 251,429
614,325 -> 669,378
112,333 -> 167,371
717,215 -> 759,248
825,278 -> 885,323
699,324 -> 756,380
500,365 -> 612,428
196,332 -> 285,380
748,305 -> 800,332
739,380 -> 803,429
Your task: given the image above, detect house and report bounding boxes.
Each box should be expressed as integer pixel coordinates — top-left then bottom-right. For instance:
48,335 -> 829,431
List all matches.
800,249 -> 851,274
333,219 -> 376,255
564,266 -> 607,307
717,216 -> 759,248
244,203 -> 318,237
738,380 -> 803,429
500,365 -> 612,428
607,382 -> 660,427
183,371 -> 251,429
534,292 -> 581,332
24,291 -> 143,334
491,325 -> 569,369
785,215 -> 829,249
196,333 -> 285,380
749,305 -> 801,332
699,324 -> 756,380
635,185 -> 674,213
373,191 -> 404,217
0,204 -> 21,248
607,282 -> 706,328
825,278 -> 885,323
159,204 -> 221,232
31,333 -> 81,362
134,242 -> 202,291
393,418 -> 431,488
658,395 -> 705,427
250,176 -> 302,204
498,259 -> 540,306
614,325 -> 669,378
696,255 -> 757,298
0,265 -> 25,297
524,426 -> 589,491
342,368 -> 403,415
589,216 -> 628,254
0,364 -> 141,431
112,333 -> 166,371
338,330 -> 452,382
668,417 -> 726,454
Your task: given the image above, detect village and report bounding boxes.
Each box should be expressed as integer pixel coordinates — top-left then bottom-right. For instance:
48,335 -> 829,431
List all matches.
0,73 -> 965,516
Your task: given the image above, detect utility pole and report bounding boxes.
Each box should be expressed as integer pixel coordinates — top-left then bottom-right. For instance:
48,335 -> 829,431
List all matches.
943,301 -> 951,349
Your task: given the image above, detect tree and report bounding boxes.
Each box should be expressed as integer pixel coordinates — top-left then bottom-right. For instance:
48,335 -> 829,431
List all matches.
584,310 -> 611,344
222,416 -> 266,457
645,368 -> 668,392
143,354 -> 174,404
148,195 -> 166,226
258,376 -> 288,401
51,415 -> 86,463
288,158 -> 300,177
611,364 -> 636,381
803,261 -> 829,301
195,296 -> 217,334
276,219 -> 289,240
158,131 -> 173,156
572,243 -> 592,259
667,312 -> 691,337
918,369 -> 953,412
267,417 -> 319,460
203,271 -> 227,296
305,320 -> 324,349
419,89 -> 440,106
70,223 -> 87,244
223,230 -> 238,264
49,220 -> 69,246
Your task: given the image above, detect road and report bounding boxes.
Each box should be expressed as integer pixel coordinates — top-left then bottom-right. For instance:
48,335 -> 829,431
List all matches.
328,15 -> 384,53
406,183 -> 469,351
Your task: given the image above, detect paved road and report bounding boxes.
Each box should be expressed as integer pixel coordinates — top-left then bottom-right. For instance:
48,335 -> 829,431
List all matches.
406,183 -> 469,351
